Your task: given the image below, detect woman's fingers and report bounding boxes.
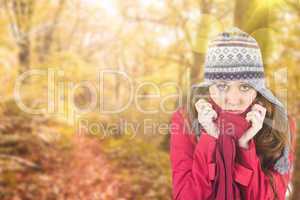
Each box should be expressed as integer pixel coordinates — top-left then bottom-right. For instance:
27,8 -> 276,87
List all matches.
198,109 -> 214,122
196,100 -> 216,120
195,99 -> 212,112
246,111 -> 261,120
246,111 -> 262,124
212,109 -> 217,119
251,104 -> 267,118
246,106 -> 266,132
195,98 -> 219,138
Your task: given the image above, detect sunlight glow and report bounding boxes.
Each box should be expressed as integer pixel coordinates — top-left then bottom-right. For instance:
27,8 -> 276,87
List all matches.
139,0 -> 165,9
157,30 -> 183,48
81,0 -> 118,16
260,0 -> 287,8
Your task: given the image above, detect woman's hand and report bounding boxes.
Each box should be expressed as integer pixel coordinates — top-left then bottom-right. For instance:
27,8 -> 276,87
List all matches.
238,103 -> 267,148
195,98 -> 219,138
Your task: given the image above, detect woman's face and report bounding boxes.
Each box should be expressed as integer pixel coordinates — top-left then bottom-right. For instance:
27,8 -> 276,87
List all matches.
209,80 -> 257,114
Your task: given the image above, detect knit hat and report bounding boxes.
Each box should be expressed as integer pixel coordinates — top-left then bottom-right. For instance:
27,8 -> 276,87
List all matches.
192,27 -> 290,175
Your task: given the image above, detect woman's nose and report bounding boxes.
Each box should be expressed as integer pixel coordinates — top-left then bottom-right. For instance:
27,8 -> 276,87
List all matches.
225,88 -> 242,106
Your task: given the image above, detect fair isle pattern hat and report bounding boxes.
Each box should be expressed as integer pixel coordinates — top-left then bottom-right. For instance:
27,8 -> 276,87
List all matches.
192,27 -> 291,175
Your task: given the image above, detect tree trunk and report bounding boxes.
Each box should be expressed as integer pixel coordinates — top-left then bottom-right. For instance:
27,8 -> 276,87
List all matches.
36,0 -> 66,62
4,0 -> 35,74
191,1 -> 212,86
18,35 -> 30,74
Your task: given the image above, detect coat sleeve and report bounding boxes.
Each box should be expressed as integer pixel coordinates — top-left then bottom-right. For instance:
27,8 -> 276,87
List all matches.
233,117 -> 296,200
170,109 -> 217,200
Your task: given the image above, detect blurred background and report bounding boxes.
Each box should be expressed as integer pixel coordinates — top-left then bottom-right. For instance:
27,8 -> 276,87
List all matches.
0,0 -> 299,199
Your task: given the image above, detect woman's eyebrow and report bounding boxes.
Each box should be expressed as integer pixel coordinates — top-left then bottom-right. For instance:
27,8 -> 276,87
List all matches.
239,82 -> 250,85
214,81 -> 228,84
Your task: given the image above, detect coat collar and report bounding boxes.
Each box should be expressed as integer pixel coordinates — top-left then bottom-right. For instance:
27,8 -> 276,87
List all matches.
207,96 -> 254,139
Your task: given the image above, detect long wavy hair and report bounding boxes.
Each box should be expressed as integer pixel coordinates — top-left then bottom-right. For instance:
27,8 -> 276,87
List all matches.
180,85 -> 292,199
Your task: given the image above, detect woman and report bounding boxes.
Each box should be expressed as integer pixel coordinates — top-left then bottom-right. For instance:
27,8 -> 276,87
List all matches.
170,28 -> 296,200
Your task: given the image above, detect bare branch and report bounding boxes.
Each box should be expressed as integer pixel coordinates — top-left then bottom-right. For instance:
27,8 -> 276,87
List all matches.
0,154 -> 41,170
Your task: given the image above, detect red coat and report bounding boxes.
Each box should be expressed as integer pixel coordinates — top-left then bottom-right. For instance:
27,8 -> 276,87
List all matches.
170,106 -> 296,200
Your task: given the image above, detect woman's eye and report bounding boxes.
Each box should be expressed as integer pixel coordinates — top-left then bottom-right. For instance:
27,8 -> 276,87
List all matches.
240,84 -> 250,91
217,84 -> 228,91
